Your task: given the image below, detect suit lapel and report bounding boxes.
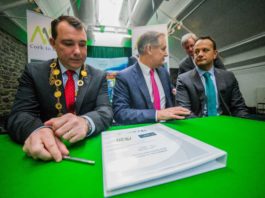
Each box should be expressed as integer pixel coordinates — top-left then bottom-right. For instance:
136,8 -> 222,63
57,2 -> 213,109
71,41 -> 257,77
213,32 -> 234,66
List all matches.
214,69 -> 230,115
75,65 -> 91,113
133,64 -> 153,109
214,69 -> 226,93
156,68 -> 173,107
191,69 -> 205,106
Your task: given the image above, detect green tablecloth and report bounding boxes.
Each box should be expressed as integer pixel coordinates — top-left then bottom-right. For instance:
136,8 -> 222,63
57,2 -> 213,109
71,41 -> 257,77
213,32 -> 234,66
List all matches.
0,116 -> 265,198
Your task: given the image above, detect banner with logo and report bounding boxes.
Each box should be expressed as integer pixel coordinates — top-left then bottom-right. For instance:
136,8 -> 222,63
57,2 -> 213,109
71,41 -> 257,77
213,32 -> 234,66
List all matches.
27,10 -> 56,63
131,24 -> 170,69
86,57 -> 128,102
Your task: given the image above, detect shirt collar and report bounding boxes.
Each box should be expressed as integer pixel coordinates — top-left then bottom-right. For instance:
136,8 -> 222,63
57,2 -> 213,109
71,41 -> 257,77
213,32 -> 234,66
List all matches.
138,59 -> 152,75
196,65 -> 215,78
58,60 -> 81,76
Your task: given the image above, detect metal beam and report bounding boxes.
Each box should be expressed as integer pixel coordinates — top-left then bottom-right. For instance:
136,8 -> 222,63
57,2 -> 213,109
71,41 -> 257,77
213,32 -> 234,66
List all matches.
0,0 -> 28,12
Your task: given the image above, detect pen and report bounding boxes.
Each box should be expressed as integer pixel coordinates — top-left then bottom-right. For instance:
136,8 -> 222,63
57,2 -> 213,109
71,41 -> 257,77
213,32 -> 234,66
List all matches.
63,155 -> 95,165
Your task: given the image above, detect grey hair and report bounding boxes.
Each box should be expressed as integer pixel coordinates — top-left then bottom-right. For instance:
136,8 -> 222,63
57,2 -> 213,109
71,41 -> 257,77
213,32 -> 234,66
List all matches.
181,33 -> 197,46
137,31 -> 165,55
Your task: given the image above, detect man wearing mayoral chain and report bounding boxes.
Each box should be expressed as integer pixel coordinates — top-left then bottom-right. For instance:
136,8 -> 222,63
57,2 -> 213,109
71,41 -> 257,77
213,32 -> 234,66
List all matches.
7,16 -> 113,162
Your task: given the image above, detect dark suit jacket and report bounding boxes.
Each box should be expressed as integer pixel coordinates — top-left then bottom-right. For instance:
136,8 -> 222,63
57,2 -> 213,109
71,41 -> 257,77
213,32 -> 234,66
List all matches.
178,55 -> 225,75
127,56 -> 138,67
176,68 -> 248,118
7,59 -> 113,143
112,63 -> 174,124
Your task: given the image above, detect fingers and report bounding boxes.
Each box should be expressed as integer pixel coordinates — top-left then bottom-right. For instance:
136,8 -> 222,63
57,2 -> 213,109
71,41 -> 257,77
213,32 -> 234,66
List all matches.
62,129 -> 75,140
163,111 -> 186,120
171,115 -> 186,120
175,106 -> 191,114
157,107 -> 191,121
44,113 -> 72,133
23,128 -> 63,162
167,107 -> 190,117
23,114 -> 88,162
23,137 -> 52,161
45,113 -> 75,136
55,137 -> 69,156
55,121 -> 73,137
68,132 -> 84,143
47,114 -> 88,143
62,128 -> 85,144
42,134 -> 63,162
62,117 -> 88,143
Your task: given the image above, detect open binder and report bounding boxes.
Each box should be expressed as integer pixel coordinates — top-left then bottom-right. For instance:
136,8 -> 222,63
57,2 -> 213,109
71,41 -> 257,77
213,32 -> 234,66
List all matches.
102,124 -> 227,197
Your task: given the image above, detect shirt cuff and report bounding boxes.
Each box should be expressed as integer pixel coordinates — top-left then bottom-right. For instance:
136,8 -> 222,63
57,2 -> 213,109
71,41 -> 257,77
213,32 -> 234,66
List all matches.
155,110 -> 165,123
81,115 -> 96,137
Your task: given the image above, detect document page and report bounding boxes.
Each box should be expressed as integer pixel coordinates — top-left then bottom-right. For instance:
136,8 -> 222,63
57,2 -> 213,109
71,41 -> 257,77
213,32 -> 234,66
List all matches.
102,124 -> 227,196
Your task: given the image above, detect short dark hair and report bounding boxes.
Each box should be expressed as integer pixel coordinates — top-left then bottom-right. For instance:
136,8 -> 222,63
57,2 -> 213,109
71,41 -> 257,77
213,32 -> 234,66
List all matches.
137,31 -> 165,55
51,15 -> 85,39
195,36 -> 217,50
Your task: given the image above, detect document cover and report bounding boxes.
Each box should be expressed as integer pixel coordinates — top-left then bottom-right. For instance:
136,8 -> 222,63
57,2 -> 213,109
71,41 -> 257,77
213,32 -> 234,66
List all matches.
102,124 -> 227,197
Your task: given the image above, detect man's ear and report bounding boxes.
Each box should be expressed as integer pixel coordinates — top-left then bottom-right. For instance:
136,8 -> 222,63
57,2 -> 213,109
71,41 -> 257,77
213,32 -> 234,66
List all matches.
213,50 -> 218,59
49,38 -> 55,49
146,44 -> 152,55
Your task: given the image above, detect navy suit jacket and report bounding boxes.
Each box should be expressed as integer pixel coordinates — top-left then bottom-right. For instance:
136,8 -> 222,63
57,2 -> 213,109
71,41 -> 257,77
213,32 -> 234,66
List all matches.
113,63 -> 174,125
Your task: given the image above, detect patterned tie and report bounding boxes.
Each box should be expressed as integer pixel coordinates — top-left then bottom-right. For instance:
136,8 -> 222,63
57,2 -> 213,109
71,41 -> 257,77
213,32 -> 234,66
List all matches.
203,72 -> 217,116
65,70 -> 75,113
150,69 -> 161,110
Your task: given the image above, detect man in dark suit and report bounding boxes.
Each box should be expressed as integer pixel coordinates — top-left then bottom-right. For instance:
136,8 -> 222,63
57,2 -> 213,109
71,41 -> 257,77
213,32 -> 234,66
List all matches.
113,31 -> 190,125
127,54 -> 138,67
178,33 -> 225,75
176,36 -> 248,118
7,16 -> 113,162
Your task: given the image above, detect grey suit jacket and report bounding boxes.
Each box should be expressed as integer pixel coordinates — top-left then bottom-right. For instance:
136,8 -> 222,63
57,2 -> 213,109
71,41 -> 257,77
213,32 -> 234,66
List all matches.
7,59 -> 113,143
176,68 -> 248,118
178,55 -> 226,75
113,63 -> 174,125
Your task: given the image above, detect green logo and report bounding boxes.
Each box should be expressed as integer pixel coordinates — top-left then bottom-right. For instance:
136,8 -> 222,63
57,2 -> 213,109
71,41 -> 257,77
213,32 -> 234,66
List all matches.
30,26 -> 51,44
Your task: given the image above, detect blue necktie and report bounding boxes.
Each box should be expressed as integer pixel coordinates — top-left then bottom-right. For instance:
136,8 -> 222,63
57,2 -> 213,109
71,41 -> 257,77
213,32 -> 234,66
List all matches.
203,72 -> 217,116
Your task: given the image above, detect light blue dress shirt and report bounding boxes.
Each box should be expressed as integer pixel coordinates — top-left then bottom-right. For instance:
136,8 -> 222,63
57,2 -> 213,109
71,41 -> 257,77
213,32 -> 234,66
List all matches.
195,66 -> 220,116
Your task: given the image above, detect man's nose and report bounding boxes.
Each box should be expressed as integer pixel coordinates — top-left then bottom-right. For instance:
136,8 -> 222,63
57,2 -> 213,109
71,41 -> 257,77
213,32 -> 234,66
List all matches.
188,46 -> 193,51
197,50 -> 204,56
73,45 -> 81,55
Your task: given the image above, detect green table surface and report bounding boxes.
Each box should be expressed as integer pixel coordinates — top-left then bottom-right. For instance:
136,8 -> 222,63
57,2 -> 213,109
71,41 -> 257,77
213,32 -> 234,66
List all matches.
1,116 -> 265,198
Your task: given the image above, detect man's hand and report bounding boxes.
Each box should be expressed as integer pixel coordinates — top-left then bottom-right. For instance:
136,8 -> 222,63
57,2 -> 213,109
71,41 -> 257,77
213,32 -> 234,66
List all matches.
157,106 -> 190,121
23,127 -> 69,162
44,113 -> 89,143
